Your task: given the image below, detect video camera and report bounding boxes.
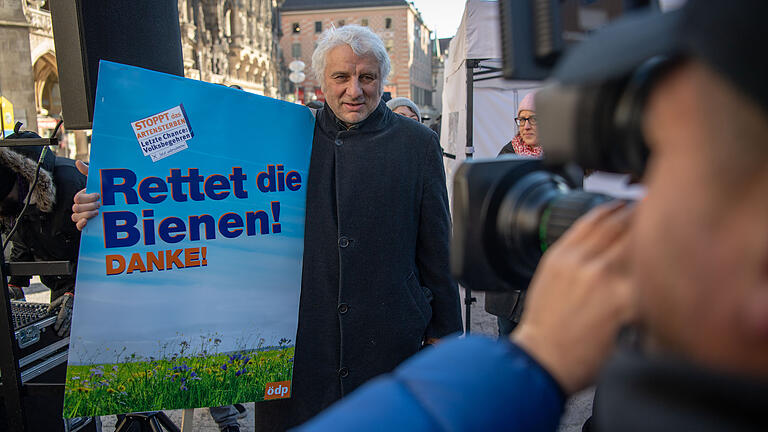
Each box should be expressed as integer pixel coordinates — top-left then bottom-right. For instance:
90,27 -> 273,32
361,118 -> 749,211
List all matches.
452,0 -> 678,292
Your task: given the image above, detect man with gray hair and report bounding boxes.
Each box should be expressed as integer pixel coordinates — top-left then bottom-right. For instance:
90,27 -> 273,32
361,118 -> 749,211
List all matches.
252,24 -> 462,429
71,24 -> 461,430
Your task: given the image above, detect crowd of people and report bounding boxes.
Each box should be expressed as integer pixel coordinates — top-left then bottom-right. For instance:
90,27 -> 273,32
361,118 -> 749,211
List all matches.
3,1 -> 767,430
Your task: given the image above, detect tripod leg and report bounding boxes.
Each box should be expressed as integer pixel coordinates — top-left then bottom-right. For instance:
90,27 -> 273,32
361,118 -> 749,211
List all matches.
115,414 -> 152,432
113,416 -> 127,432
148,416 -> 163,432
154,412 -> 181,432
114,417 -> 142,432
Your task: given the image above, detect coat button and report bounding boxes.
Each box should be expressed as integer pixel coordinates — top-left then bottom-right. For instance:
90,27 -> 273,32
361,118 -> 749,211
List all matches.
338,303 -> 349,314
335,138 -> 343,147
338,367 -> 349,378
338,236 -> 349,248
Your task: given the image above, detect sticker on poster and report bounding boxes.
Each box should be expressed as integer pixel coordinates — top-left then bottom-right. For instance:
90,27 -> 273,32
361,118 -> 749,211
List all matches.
130,104 -> 194,162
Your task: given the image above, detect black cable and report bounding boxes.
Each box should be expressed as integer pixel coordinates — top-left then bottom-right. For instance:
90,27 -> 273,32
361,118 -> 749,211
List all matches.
51,118 -> 64,139
1,119 -> 63,252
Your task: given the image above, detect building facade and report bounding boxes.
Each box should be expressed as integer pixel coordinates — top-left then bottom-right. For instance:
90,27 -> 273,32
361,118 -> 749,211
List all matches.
178,0 -> 284,97
1,0 -> 284,160
1,0 -> 89,159
1,0 -> 42,136
279,0 -> 434,115
430,37 -> 451,119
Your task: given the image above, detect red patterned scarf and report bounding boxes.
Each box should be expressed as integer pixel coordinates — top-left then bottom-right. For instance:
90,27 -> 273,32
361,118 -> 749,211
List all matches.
509,135 -> 543,157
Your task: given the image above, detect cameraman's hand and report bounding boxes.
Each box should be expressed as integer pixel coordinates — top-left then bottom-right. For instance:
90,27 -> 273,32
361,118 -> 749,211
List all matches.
512,201 -> 636,395
71,160 -> 100,231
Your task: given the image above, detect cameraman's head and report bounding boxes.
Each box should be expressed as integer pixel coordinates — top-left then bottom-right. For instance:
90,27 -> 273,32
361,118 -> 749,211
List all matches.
541,1 -> 768,378
635,57 -> 768,377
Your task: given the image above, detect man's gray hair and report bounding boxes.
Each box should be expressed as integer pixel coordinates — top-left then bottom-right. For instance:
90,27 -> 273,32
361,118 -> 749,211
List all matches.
312,25 -> 391,90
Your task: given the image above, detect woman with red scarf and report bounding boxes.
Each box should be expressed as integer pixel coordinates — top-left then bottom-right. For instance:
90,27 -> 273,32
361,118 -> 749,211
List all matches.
487,90 -> 541,337
499,91 -> 543,157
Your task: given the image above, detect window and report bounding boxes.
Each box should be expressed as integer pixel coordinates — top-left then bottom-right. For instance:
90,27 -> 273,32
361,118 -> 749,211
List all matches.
224,9 -> 232,37
385,39 -> 394,54
291,43 -> 301,58
315,21 -> 322,33
292,22 -> 301,33
337,19 -> 345,27
361,18 -> 369,26
385,18 -> 392,29
411,86 -> 431,106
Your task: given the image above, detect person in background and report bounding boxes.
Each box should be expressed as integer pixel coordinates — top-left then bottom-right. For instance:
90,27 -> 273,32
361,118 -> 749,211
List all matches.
429,114 -> 441,140
386,97 -> 421,122
306,100 -> 324,109
499,92 -> 542,157
0,126 -> 85,337
486,91 -> 541,339
207,404 -> 244,432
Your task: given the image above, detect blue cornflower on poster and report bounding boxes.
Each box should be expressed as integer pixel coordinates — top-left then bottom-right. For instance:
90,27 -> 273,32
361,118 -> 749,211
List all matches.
63,61 -> 314,417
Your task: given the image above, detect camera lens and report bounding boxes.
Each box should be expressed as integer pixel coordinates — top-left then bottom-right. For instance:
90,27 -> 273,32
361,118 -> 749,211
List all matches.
489,171 -> 612,284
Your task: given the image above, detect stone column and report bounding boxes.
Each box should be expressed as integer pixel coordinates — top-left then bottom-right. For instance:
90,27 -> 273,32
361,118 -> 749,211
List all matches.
0,2 -> 38,133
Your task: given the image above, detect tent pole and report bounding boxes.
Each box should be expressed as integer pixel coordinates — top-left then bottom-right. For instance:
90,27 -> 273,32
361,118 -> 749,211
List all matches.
463,59 -> 478,334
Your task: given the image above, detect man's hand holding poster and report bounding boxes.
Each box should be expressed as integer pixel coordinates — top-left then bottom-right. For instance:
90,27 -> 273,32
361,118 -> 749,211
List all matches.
64,61 -> 314,417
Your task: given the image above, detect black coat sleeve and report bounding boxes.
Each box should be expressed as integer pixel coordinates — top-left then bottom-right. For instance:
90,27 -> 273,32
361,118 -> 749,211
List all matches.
8,239 -> 33,287
417,132 -> 463,339
499,141 -> 516,156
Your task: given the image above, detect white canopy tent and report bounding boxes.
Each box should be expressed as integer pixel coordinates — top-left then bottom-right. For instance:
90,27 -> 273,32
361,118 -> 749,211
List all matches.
439,0 -> 543,333
440,0 -> 541,204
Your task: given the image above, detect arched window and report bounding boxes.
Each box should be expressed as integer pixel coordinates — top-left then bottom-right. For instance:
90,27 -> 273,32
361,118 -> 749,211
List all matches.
33,53 -> 61,116
225,9 -> 232,37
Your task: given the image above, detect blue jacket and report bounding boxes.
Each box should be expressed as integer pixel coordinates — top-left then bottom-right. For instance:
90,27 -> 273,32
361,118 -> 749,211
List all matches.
297,336 -> 565,431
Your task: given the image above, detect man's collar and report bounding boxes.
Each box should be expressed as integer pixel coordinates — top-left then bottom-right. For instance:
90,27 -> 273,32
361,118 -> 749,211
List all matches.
334,117 -> 360,131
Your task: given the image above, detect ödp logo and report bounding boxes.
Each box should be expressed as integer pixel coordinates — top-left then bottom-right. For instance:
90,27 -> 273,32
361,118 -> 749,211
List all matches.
264,381 -> 291,400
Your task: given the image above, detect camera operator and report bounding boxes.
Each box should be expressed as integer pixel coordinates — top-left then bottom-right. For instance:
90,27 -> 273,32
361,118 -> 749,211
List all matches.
1,128 -> 86,337
295,2 -> 768,430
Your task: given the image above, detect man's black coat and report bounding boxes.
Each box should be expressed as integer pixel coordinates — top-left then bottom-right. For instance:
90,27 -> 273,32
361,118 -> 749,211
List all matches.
255,101 -> 462,430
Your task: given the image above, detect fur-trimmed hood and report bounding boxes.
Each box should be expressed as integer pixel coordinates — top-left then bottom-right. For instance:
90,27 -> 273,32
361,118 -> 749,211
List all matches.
0,146 -> 56,213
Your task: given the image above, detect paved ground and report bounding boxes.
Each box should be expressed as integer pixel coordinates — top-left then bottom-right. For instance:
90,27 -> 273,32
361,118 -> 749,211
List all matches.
21,283 -> 591,431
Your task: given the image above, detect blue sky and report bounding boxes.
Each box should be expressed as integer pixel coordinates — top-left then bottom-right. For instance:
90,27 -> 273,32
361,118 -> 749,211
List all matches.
411,0 -> 467,39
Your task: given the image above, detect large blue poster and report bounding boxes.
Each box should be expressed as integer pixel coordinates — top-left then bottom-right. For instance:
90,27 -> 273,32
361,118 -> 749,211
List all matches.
64,61 -> 314,417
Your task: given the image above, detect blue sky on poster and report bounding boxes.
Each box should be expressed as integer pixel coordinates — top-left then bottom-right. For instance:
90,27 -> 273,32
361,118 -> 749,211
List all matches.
68,62 -> 314,365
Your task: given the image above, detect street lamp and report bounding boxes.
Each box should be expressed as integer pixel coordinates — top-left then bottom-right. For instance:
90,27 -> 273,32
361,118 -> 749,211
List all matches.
288,60 -> 306,103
